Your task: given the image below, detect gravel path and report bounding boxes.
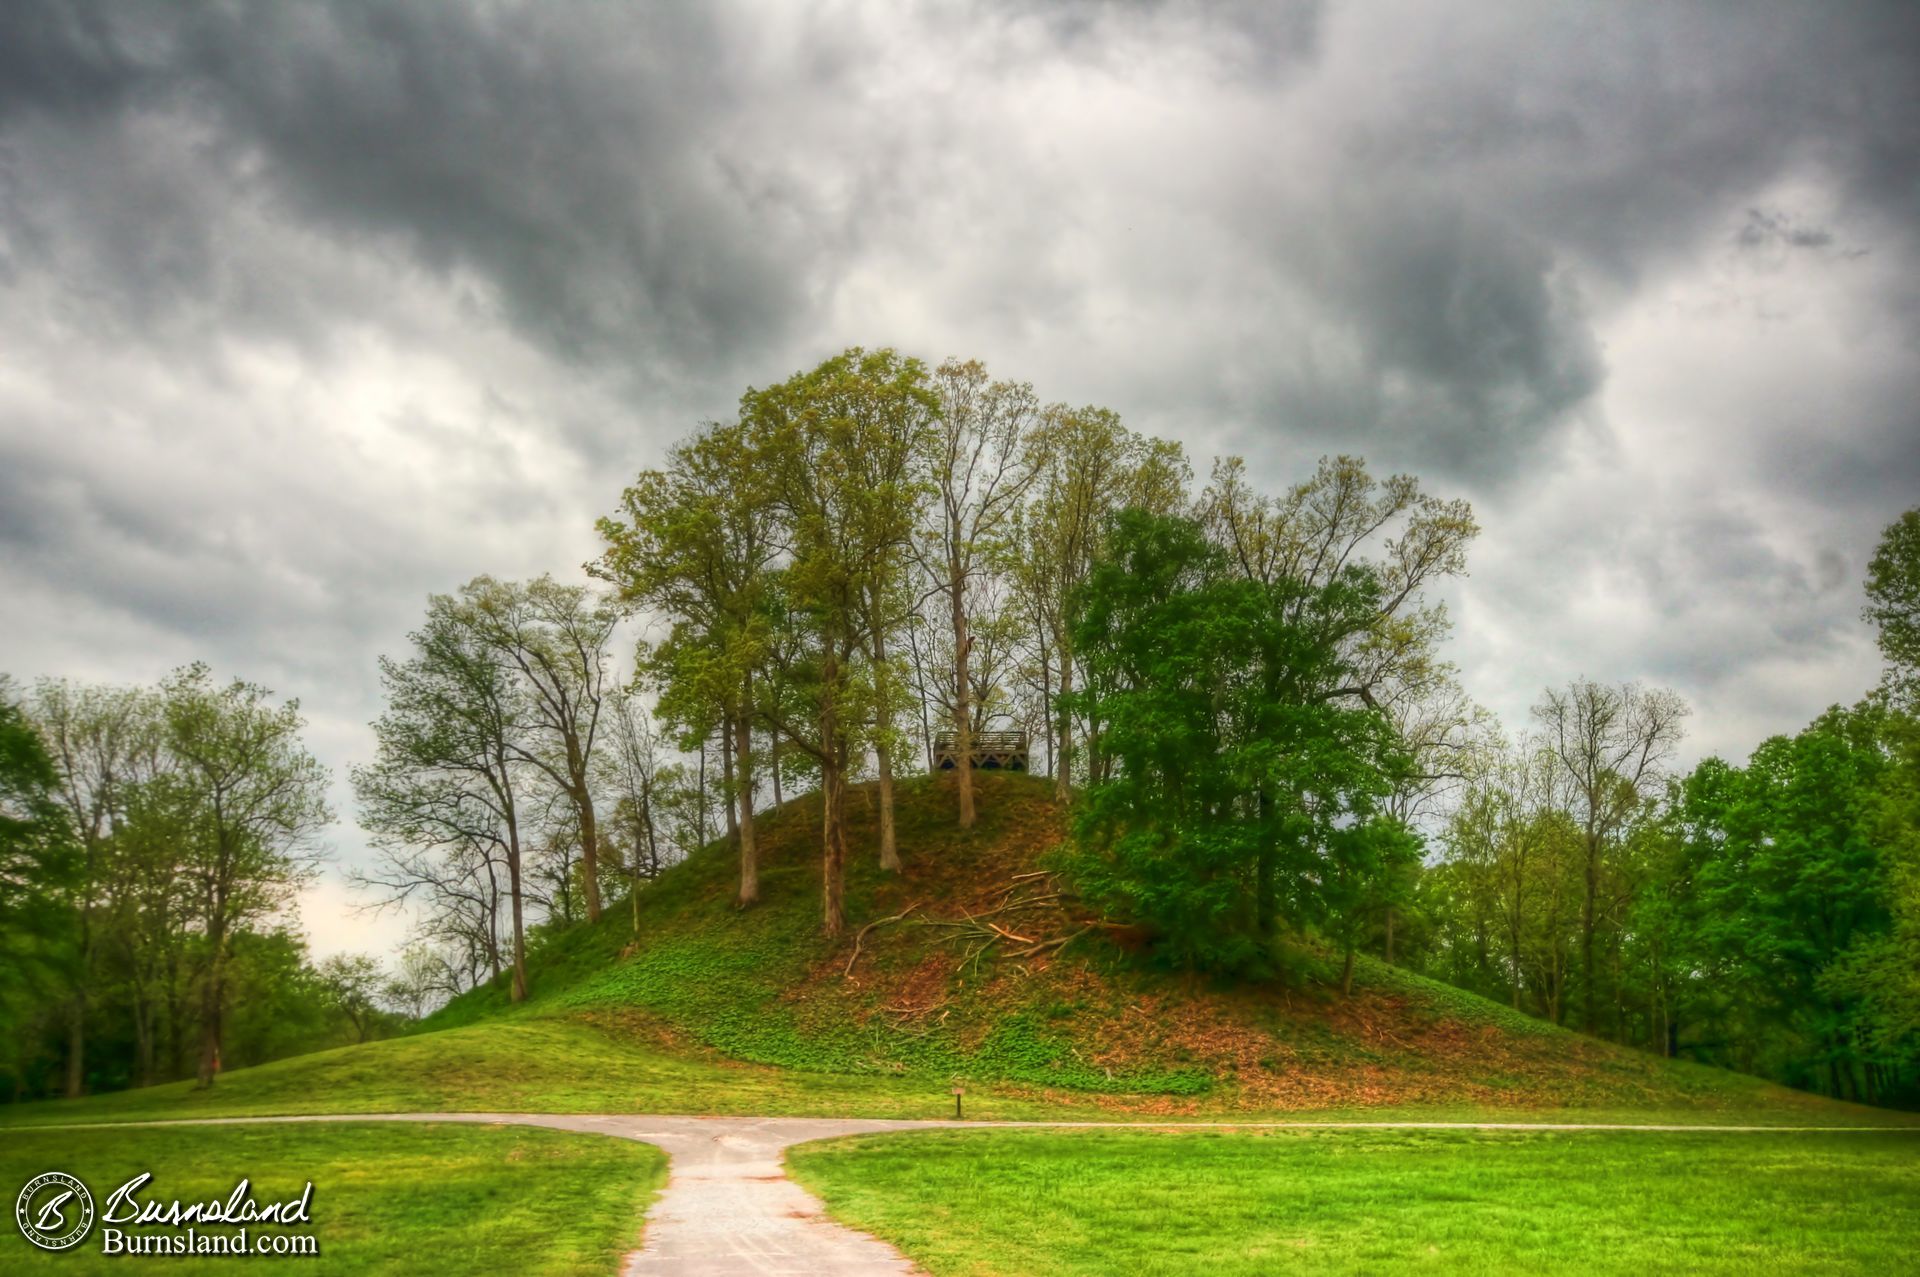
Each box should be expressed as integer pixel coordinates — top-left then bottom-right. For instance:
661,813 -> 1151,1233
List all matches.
34,1112 -> 1905,1275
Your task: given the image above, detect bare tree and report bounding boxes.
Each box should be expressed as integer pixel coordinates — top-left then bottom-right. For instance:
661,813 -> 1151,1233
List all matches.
1533,678 -> 1688,1034
922,360 -> 1043,827
458,576 -> 618,924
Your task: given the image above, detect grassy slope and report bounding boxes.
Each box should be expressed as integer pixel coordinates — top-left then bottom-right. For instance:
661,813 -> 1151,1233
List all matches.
789,1127 -> 1920,1276
4,773 -> 1901,1127
0,1122 -> 664,1275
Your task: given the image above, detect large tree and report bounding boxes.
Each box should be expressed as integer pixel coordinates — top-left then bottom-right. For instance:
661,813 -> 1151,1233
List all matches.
749,347 -> 936,933
1013,406 -> 1188,800
26,680 -> 163,1096
1866,507 -> 1920,704
598,420 -> 777,905
923,359 -> 1042,828
1533,678 -> 1686,1034
0,687 -> 79,1092
1068,510 -> 1413,975
158,664 -> 330,1088
357,599 -> 534,1002
457,576 -> 618,923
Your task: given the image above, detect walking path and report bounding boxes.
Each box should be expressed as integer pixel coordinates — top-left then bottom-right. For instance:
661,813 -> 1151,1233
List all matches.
48,1112 -> 1908,1275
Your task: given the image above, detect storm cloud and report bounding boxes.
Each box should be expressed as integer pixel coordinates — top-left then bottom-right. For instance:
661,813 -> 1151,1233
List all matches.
2,0 -> 1916,955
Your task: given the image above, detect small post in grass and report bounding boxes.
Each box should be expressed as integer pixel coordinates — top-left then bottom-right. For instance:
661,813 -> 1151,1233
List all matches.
952,1085 -> 964,1120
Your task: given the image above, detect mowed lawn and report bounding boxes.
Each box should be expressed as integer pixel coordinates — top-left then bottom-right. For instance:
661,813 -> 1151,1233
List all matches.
788,1126 -> 1920,1276
0,1121 -> 665,1275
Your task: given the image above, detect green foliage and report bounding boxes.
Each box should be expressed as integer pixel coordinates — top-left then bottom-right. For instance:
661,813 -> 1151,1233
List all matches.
1669,703 -> 1916,1099
1866,507 -> 1920,701
0,691 -> 78,1078
1064,510 -> 1414,973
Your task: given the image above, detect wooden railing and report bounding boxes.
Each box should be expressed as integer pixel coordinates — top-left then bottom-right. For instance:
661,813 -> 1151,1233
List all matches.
933,730 -> 1028,754
933,729 -> 1030,771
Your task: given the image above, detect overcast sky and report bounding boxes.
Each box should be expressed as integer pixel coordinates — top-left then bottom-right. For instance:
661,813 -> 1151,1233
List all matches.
3,1 -> 1916,960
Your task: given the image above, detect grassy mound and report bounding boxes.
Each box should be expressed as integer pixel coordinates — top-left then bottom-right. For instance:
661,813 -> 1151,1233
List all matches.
6,772 -> 1896,1126
419,771 -> 1847,1117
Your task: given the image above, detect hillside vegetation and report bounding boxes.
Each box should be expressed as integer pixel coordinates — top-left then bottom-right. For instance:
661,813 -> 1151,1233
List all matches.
5,773 -> 1892,1128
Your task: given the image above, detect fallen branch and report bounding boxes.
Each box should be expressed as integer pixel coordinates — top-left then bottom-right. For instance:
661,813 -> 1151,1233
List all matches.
1006,925 -> 1092,960
843,903 -> 921,977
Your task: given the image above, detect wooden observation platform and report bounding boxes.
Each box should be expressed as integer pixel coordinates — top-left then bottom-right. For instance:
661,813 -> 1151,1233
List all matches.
933,729 -> 1029,772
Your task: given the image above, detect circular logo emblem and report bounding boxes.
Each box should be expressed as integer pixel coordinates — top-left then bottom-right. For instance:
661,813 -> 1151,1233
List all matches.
15,1171 -> 95,1252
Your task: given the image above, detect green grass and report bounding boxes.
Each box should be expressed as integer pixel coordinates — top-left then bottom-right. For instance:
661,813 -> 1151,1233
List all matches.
788,1127 -> 1920,1276
0,1122 -> 664,1275
0,1015 -> 1081,1128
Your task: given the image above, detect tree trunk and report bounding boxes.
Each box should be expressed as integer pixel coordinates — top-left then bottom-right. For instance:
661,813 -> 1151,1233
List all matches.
872,623 -> 900,872
132,987 -> 154,1089
1581,830 -> 1598,1034
1036,624 -> 1054,780
195,900 -> 226,1089
735,681 -> 759,907
722,711 -> 740,843
1054,650 -> 1073,803
506,811 -> 529,1003
770,731 -> 783,808
822,761 -> 847,937
951,561 -> 976,829
820,647 -> 847,937
578,781 -> 602,924
1341,945 -> 1356,997
64,998 -> 85,1098
876,737 -> 900,872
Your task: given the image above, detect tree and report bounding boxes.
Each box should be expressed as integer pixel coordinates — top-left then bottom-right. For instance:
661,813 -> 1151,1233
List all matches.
1866,507 -> 1920,703
598,688 -> 672,934
1013,407 -> 1188,800
598,421 -> 777,906
316,953 -> 385,1044
158,664 -> 330,1088
26,680 -> 164,1096
1067,510 -> 1412,974
749,348 -> 936,934
1674,705 -> 1901,1099
923,360 -> 1042,828
357,599 -> 534,1003
457,576 -> 618,923
0,687 -> 78,1091
1533,678 -> 1686,1034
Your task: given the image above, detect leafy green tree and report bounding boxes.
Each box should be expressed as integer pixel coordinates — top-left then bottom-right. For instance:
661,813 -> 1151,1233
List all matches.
598,420 -> 777,905
27,680 -> 165,1095
748,348 -> 936,933
0,686 -> 78,1094
1673,705 -> 1899,1098
1866,507 -> 1920,704
158,664 -> 330,1088
1066,510 -> 1412,974
315,953 -> 386,1044
1013,407 -> 1189,799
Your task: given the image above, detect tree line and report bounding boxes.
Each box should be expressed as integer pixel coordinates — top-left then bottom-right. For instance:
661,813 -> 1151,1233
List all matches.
4,344 -> 1915,1107
1403,514 -> 1920,1103
0,667 -> 387,1099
